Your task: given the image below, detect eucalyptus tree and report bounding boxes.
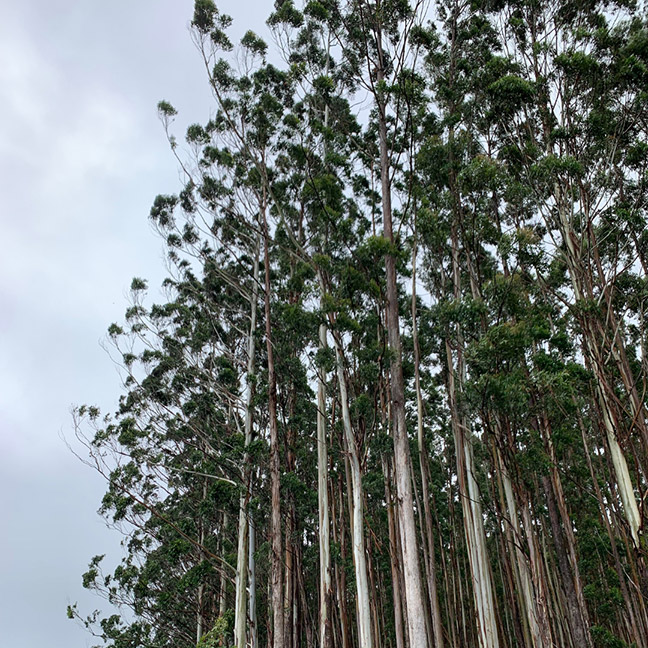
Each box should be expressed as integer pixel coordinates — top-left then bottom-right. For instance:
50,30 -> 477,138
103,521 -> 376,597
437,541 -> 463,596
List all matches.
414,3 -> 509,645
475,4 -> 648,643
305,4 -> 439,647
188,6 -> 302,645
73,2 -> 648,648
72,257 -> 255,647
482,0 -> 648,548
417,1 -> 648,646
265,5 -> 395,646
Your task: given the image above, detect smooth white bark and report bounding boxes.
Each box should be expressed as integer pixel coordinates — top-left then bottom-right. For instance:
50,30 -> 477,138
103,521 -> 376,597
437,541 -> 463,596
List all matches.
412,235 -> 445,648
600,388 -> 641,546
556,187 -> 641,546
317,320 -> 332,648
500,461 -> 542,648
332,331 -> 373,648
234,238 -> 260,648
446,340 -> 500,648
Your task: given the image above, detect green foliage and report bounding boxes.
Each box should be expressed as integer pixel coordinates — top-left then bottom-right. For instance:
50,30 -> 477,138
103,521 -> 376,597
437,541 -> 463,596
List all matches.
157,100 -> 177,117
197,615 -> 230,648
487,75 -> 535,114
192,0 -> 217,33
130,277 -> 147,292
240,30 -> 267,57
590,625 -> 629,648
75,3 -> 648,648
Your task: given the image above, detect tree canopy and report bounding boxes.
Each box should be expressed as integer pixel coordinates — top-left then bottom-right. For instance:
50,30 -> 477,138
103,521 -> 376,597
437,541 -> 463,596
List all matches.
71,2 -> 648,648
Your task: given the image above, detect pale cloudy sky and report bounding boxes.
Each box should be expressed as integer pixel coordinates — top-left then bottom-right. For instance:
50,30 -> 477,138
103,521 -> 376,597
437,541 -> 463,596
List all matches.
0,1 -> 264,645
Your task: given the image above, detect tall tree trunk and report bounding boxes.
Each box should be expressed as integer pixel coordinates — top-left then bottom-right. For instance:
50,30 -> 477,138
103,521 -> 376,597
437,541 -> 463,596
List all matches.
317,39 -> 334,648
384,457 -> 406,648
321,266 -> 373,648
495,451 -> 541,648
197,581 -> 204,645
197,477 -> 207,645
332,330 -> 373,648
334,471 -> 351,648
446,227 -> 500,648
220,511 -> 229,618
491,459 -> 530,648
412,231 -> 445,648
318,316 -> 332,648
249,514 -> 258,648
262,200 -> 284,648
518,498 -> 553,647
375,32 -> 429,648
284,501 -> 295,648
234,236 -> 260,648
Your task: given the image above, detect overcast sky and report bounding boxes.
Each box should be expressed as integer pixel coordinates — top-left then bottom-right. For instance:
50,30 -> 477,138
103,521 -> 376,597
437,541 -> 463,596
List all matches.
0,1 -> 264,645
